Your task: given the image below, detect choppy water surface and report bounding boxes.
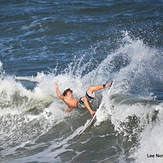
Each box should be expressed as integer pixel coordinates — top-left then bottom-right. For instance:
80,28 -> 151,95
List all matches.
0,0 -> 163,163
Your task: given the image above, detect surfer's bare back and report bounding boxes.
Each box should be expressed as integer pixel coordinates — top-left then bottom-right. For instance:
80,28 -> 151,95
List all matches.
54,81 -> 113,115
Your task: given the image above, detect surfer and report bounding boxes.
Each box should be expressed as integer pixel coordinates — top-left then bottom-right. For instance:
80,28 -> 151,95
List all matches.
54,82 -> 113,115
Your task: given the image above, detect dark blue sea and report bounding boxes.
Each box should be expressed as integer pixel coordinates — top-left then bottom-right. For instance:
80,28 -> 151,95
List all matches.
0,0 -> 163,163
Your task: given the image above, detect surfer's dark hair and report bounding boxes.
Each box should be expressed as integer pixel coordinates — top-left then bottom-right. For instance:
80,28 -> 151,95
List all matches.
63,88 -> 73,96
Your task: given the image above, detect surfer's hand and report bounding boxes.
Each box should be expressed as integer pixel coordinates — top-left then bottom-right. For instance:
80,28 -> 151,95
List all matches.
54,82 -> 59,88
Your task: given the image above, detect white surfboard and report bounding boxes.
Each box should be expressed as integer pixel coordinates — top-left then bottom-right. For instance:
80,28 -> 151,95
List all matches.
15,76 -> 39,83
78,81 -> 114,135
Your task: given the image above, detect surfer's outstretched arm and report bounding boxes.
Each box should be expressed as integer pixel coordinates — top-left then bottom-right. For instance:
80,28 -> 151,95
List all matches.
65,107 -> 73,113
54,82 -> 64,100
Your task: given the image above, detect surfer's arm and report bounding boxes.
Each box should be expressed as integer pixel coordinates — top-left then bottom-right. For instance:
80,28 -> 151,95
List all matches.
54,82 -> 64,100
64,107 -> 72,113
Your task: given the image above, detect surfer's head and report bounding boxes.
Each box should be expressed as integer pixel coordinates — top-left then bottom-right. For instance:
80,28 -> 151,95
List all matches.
63,88 -> 73,97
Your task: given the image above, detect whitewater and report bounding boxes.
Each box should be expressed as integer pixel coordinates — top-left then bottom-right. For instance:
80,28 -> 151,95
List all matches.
0,0 -> 163,162
0,33 -> 163,163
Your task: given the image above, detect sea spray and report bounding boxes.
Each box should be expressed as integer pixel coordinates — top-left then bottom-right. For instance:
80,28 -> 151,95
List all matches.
0,33 -> 162,163
91,34 -> 163,162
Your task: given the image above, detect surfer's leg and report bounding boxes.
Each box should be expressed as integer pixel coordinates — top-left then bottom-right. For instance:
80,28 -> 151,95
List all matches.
88,82 -> 112,93
82,96 -> 95,115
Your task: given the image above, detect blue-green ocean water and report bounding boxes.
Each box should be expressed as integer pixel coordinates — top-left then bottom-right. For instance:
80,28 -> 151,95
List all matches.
0,0 -> 163,163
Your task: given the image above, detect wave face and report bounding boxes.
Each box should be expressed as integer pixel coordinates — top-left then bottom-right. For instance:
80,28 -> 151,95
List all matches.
0,0 -> 163,163
0,33 -> 162,163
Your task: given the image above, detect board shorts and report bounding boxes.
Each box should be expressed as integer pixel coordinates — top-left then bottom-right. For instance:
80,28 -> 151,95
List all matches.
76,91 -> 95,108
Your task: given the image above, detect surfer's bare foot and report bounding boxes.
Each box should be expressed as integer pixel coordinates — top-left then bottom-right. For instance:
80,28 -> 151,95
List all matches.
90,111 -> 96,115
105,82 -> 113,87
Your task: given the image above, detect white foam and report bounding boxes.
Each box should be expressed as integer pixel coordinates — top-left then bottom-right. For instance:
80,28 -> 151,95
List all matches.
132,123 -> 163,163
0,32 -> 162,162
